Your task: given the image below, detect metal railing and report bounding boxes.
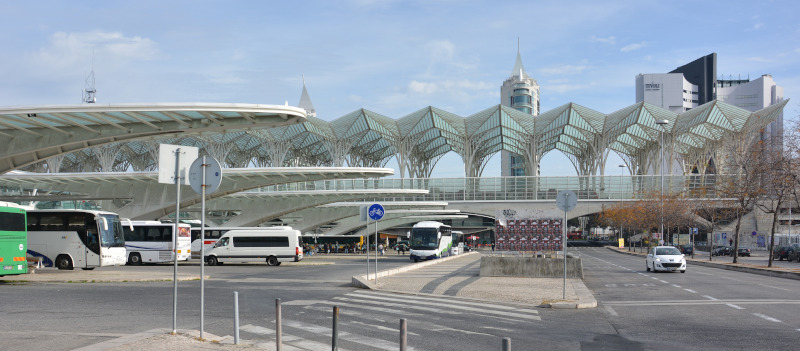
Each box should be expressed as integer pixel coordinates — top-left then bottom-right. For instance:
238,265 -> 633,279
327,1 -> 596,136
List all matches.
250,175 -> 729,202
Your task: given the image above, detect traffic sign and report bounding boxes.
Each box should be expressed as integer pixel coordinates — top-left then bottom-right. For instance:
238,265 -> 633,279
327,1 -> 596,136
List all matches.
188,156 -> 222,195
556,190 -> 577,212
368,203 -> 384,221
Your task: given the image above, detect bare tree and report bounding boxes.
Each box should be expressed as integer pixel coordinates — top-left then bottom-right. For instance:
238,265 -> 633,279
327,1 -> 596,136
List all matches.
718,133 -> 765,264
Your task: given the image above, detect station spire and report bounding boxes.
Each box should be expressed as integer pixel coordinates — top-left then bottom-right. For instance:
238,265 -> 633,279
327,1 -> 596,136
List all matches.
298,74 -> 316,118
511,37 -> 527,78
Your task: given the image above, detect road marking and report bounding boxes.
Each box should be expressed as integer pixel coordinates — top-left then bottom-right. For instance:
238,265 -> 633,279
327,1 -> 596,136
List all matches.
281,319 -> 405,351
757,284 -> 792,292
752,313 -> 781,323
726,304 -> 744,310
602,299 -> 800,306
702,295 -> 718,301
659,280 -> 669,284
684,289 -> 697,293
671,284 -> 681,288
604,305 -> 618,316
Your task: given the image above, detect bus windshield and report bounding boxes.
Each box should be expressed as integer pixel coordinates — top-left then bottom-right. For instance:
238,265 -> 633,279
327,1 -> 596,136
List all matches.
410,228 -> 439,250
99,214 -> 126,248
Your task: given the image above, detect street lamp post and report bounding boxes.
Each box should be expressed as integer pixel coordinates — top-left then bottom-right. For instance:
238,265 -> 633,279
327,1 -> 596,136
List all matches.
619,164 -> 627,251
656,119 -> 670,247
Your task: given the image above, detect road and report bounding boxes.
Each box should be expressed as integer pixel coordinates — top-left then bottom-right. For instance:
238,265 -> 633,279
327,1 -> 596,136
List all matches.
578,247 -> 800,350
1,249 -> 799,350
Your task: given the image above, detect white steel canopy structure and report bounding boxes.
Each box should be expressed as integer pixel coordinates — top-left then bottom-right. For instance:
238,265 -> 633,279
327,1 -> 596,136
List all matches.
37,99 -> 788,178
0,103 -> 306,174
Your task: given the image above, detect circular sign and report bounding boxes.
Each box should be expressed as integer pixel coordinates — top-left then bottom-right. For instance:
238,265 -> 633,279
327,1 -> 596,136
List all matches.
368,203 -> 385,221
188,156 -> 223,195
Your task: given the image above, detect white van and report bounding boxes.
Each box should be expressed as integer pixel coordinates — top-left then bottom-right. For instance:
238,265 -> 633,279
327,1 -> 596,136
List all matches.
204,227 -> 303,266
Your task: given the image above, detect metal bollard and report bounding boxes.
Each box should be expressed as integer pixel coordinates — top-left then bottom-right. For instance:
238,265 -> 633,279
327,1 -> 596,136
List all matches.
399,318 -> 407,351
234,291 -> 240,345
332,306 -> 339,351
502,337 -> 511,351
276,298 -> 282,351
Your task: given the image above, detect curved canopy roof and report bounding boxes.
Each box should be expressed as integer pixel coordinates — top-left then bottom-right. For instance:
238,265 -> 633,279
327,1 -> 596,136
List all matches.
20,99 -> 788,177
0,102 -> 306,174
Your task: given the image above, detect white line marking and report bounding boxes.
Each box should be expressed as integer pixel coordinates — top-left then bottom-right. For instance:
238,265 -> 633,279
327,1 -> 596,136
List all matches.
659,280 -> 669,284
758,284 -> 792,292
725,304 -> 744,310
684,289 -> 697,293
671,284 -> 681,288
752,313 -> 782,323
604,305 -> 618,316
702,295 -> 718,301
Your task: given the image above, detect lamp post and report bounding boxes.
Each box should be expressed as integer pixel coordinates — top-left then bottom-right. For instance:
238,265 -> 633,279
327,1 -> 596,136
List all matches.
619,164 -> 626,251
656,119 -> 670,247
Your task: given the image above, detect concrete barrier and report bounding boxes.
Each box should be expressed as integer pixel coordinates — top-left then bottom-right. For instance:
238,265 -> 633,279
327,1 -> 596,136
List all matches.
479,256 -> 583,278
352,251 -> 479,288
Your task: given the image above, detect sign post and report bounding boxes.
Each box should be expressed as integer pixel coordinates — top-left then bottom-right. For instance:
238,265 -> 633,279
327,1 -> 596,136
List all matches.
158,144 -> 198,334
188,156 -> 222,340
556,190 -> 577,299
368,203 -> 384,284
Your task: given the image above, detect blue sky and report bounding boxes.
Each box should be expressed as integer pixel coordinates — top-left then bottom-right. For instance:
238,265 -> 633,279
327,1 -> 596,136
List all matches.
1,0 -> 797,177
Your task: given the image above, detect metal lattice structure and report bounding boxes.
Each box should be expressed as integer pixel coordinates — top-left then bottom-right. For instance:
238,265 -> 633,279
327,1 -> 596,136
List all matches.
32,99 -> 788,177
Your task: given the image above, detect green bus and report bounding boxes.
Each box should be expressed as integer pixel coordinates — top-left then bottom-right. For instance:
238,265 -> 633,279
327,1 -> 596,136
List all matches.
0,202 -> 28,276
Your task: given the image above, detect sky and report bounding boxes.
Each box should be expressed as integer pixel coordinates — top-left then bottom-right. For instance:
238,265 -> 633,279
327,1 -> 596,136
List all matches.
1,0 -> 798,178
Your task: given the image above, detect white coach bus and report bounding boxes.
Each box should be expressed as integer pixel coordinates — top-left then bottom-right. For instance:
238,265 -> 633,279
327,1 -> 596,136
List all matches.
122,221 -> 191,264
204,227 -> 303,266
409,221 -> 453,262
26,209 -> 127,270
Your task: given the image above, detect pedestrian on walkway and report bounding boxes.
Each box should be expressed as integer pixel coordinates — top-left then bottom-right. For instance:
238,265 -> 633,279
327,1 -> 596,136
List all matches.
378,243 -> 384,256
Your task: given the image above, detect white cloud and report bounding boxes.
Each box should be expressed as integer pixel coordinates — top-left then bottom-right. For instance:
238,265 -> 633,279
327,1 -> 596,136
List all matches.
30,30 -> 159,74
754,23 -> 763,30
746,57 -> 773,63
590,35 -> 616,45
540,64 -> 589,75
408,80 -> 438,94
620,41 -> 646,52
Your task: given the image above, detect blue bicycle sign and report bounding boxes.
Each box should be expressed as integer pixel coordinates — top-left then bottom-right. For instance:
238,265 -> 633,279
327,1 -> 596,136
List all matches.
368,204 -> 385,221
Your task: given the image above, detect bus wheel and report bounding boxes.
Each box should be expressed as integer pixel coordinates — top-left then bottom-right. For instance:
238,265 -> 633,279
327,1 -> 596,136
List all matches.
267,256 -> 279,266
56,255 -> 73,270
207,256 -> 219,266
81,267 -> 95,270
128,253 -> 142,265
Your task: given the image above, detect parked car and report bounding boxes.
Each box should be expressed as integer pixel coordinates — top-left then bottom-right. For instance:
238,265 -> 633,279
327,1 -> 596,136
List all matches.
787,248 -> 800,262
737,247 -> 751,257
711,246 -> 732,256
646,246 -> 687,273
679,244 -> 694,255
774,245 -> 796,261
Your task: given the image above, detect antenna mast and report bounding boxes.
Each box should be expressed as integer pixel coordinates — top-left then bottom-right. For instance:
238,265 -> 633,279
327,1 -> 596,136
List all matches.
82,53 -> 97,104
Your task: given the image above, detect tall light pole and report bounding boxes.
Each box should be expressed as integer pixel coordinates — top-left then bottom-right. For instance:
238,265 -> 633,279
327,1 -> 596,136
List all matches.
656,119 -> 670,246
619,164 -> 626,251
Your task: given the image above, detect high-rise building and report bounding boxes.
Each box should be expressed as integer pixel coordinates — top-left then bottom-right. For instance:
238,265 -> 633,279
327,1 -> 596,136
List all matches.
636,53 -> 717,113
500,46 -> 539,176
717,74 -> 784,150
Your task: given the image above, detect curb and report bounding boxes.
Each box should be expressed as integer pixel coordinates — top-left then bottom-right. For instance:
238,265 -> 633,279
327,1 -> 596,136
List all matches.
351,251 -> 478,289
607,247 -> 800,281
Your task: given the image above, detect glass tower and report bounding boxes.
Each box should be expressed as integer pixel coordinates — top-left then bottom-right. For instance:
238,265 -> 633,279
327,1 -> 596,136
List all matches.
500,47 -> 539,176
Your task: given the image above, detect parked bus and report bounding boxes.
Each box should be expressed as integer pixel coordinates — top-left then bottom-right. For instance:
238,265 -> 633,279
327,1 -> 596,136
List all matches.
0,202 -> 28,276
26,209 -> 127,270
123,221 -> 191,264
204,227 -> 303,266
409,221 -> 453,262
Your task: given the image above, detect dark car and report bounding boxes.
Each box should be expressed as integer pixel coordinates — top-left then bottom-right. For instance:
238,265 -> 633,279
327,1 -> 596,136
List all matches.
787,248 -> 800,262
774,245 -> 796,261
736,247 -> 751,257
711,246 -> 732,256
679,244 -> 694,255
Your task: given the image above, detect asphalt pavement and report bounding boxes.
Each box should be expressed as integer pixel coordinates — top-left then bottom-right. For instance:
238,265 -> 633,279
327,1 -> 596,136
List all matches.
7,246 -> 799,350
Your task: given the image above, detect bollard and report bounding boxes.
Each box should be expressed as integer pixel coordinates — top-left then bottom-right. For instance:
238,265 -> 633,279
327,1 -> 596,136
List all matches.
399,318 -> 407,351
276,298 -> 282,351
234,291 -> 240,345
502,337 -> 511,351
332,306 -> 339,351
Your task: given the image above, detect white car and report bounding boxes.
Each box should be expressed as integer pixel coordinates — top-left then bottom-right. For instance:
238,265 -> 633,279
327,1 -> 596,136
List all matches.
646,246 -> 686,273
